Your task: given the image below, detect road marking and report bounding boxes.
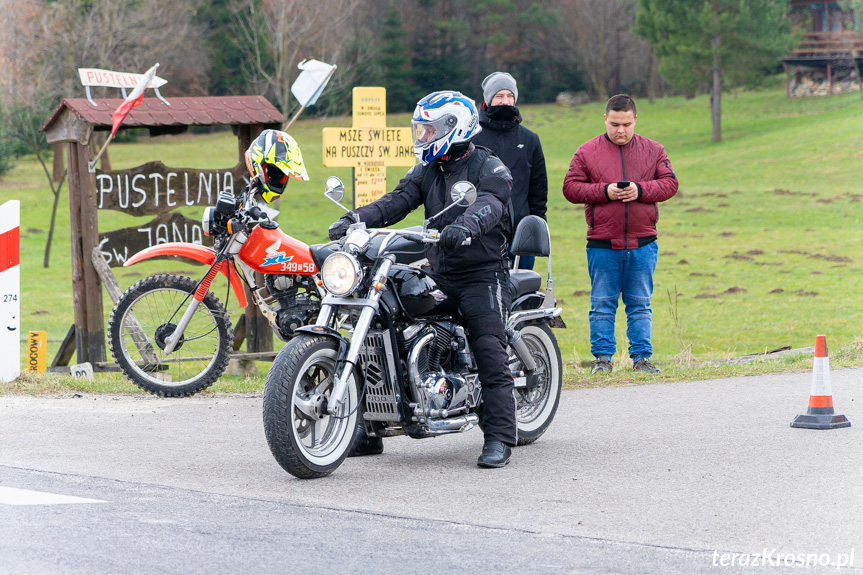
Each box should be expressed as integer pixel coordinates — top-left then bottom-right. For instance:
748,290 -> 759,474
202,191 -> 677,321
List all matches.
0,486 -> 106,505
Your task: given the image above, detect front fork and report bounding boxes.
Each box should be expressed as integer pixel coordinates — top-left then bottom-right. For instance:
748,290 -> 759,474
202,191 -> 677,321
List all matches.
162,258 -> 225,354
326,256 -> 394,416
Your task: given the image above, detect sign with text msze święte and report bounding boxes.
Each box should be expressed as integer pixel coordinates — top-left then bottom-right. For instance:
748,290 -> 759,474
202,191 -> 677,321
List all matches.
0,200 -> 20,383
95,162 -> 245,267
322,87 -> 415,207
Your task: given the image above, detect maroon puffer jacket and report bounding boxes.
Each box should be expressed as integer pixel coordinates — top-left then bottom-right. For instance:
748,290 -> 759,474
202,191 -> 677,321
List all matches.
563,133 -> 678,249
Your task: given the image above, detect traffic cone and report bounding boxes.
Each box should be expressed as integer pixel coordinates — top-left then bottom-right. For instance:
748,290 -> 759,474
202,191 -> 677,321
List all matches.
791,335 -> 850,429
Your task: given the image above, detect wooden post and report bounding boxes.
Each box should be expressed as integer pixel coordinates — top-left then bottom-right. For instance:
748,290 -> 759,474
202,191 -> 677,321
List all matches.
78,142 -> 106,363
53,144 -> 64,182
66,143 -> 89,363
237,124 -> 272,354
828,63 -> 833,94
784,63 -> 790,98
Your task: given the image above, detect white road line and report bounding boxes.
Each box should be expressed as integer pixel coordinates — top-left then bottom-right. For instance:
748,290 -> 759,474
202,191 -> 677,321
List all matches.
0,486 -> 106,505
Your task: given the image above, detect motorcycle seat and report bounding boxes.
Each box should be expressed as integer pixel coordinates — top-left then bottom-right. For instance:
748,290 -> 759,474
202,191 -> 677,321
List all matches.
509,269 -> 542,299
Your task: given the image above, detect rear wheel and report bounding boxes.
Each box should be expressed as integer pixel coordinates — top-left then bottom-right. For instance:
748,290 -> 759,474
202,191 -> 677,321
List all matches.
263,334 -> 359,479
108,274 -> 233,397
509,324 -> 562,445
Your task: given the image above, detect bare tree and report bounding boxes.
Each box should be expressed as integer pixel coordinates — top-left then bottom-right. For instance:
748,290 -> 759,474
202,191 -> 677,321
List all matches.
554,0 -> 650,100
230,0 -> 363,116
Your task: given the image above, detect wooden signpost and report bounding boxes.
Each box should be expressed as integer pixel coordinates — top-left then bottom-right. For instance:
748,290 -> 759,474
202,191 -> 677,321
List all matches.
322,87 -> 415,207
41,96 -> 286,368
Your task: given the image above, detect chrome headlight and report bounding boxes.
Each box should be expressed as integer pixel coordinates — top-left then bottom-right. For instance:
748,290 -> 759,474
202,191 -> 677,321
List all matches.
321,252 -> 363,296
201,206 -> 216,236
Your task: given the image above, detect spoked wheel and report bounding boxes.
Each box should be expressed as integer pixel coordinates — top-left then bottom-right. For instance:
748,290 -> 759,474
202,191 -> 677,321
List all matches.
509,324 -> 562,445
108,274 -> 233,397
263,334 -> 359,479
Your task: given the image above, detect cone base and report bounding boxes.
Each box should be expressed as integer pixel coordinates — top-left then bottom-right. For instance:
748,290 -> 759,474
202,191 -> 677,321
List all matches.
791,412 -> 851,429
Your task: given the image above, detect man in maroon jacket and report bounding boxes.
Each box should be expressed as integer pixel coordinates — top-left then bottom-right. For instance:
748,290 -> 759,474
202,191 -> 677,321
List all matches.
562,94 -> 678,374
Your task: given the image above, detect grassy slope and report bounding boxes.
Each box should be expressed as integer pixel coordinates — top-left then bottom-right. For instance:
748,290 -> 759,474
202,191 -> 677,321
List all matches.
2,86 -> 862,390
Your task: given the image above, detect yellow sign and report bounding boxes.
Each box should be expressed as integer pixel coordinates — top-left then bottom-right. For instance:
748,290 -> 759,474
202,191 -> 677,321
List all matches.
27,331 -> 47,374
322,87 -> 415,207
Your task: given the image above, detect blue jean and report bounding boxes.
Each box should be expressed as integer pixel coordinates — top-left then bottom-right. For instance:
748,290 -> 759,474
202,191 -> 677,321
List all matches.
586,242 -> 658,362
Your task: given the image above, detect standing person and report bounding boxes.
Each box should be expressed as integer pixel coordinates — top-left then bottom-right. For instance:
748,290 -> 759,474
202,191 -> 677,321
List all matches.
328,91 -> 517,468
473,72 -> 547,270
562,94 -> 677,374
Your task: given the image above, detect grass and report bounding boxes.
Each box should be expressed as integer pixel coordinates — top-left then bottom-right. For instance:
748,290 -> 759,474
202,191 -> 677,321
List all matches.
3,85 -> 863,393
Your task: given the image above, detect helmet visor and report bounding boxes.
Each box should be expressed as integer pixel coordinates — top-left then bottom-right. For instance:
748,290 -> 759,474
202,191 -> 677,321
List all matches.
411,114 -> 457,148
264,163 -> 289,194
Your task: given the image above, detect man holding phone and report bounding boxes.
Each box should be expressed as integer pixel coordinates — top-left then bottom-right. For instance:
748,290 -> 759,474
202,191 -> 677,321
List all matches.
562,94 -> 678,374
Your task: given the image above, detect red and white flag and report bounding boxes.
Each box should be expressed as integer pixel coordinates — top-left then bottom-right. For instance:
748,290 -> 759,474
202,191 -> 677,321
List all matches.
110,63 -> 160,139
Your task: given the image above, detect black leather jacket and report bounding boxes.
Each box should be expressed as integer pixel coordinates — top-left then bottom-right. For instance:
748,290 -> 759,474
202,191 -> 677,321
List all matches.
353,144 -> 513,275
473,106 -> 547,227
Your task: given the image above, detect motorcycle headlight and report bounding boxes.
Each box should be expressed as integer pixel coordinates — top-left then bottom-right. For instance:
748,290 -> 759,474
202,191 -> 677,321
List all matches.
202,207 -> 216,236
321,252 -> 363,296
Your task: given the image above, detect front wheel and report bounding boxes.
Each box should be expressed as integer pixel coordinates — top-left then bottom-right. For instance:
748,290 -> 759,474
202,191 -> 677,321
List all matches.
510,324 -> 562,446
108,273 -> 233,397
263,334 -> 359,479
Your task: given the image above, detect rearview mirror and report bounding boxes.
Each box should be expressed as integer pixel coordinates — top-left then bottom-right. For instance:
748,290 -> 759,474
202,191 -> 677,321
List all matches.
325,176 -> 345,202
450,181 -> 477,207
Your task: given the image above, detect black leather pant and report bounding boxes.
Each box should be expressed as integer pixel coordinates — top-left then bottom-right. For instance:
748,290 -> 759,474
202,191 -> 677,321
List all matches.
434,268 -> 517,446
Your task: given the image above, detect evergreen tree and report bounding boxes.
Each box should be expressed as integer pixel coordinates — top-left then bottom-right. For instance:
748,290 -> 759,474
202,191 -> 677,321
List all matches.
636,0 -> 795,142
375,7 -> 416,112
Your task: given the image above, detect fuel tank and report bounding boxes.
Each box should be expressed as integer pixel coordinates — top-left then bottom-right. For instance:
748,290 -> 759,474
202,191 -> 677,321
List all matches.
389,264 -> 456,319
238,221 -> 318,275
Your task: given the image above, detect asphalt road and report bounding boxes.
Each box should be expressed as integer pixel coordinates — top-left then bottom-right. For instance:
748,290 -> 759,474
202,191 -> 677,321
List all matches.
1,368 -> 861,574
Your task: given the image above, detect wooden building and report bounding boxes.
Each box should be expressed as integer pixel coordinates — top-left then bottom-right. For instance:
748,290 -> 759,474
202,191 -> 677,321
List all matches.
783,1 -> 863,96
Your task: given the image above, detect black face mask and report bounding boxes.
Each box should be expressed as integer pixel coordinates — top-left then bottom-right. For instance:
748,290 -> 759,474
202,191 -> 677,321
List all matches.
486,104 -> 519,121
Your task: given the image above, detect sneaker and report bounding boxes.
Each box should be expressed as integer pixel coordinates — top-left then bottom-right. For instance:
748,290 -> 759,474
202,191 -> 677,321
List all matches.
633,358 -> 661,374
591,356 -> 613,374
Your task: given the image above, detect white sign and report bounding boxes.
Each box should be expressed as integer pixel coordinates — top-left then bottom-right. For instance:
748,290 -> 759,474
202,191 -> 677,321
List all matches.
78,68 -> 168,89
69,362 -> 94,379
0,200 -> 20,383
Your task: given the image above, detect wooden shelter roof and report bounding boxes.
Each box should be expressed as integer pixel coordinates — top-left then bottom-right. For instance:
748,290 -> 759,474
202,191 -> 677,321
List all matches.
41,96 -> 285,142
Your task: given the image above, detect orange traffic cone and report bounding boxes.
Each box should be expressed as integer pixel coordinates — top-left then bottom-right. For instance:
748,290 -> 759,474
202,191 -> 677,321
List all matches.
791,335 -> 850,429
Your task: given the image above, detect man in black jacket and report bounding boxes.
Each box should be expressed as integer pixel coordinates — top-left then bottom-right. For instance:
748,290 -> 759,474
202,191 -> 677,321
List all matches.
473,72 -> 548,270
328,91 -> 516,468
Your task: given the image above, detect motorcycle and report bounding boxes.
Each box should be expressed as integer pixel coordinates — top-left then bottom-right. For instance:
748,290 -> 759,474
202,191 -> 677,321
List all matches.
263,177 -> 564,479
108,182 -> 328,396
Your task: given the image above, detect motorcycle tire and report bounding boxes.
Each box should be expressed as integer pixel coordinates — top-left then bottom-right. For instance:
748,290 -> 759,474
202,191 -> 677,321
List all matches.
108,273 -> 233,397
263,334 -> 359,479
511,324 -> 562,446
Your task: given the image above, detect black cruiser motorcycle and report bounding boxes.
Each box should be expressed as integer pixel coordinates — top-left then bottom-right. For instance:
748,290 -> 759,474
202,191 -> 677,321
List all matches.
263,177 -> 564,479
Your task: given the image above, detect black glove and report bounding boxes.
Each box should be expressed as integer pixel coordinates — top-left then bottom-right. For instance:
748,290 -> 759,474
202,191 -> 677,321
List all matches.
440,224 -> 471,253
328,215 -> 354,241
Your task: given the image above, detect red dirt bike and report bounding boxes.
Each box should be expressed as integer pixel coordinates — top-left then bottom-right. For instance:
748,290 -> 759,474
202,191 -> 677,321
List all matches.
108,183 -> 328,396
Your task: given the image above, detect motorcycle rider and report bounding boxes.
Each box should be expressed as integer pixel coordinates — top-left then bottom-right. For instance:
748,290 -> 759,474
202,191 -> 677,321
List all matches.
328,91 -> 517,468
244,129 -> 309,203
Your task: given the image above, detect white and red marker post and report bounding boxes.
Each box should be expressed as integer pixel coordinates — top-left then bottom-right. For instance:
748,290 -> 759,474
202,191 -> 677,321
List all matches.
0,200 -> 20,382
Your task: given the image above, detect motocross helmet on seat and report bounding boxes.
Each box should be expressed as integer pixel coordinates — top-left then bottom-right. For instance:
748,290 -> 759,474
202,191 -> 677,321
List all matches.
411,91 -> 481,165
245,129 -> 309,203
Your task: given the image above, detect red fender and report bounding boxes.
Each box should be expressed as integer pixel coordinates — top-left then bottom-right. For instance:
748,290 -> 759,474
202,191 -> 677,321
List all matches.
124,242 -> 248,308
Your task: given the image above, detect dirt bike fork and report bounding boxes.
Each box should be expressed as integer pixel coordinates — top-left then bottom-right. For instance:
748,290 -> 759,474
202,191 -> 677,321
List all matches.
162,259 -> 224,354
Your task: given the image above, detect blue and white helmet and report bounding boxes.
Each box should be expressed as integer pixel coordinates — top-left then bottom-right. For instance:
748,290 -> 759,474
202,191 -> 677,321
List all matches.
411,91 -> 481,164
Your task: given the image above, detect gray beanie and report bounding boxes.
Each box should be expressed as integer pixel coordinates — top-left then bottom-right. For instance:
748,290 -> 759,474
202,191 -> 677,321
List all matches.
481,72 -> 518,106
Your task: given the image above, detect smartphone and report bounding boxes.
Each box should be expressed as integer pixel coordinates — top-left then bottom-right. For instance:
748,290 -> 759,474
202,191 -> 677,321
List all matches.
616,180 -> 630,189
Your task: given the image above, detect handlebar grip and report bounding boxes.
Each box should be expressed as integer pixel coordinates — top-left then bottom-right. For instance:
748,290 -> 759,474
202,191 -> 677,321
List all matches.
402,233 -> 425,243
248,205 -> 264,220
